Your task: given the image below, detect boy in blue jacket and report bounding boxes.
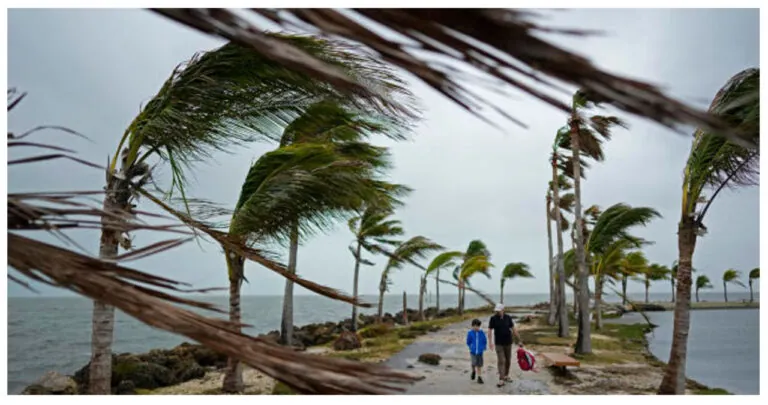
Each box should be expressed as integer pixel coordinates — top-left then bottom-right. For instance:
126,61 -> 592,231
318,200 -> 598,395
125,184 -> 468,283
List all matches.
466,318 -> 487,384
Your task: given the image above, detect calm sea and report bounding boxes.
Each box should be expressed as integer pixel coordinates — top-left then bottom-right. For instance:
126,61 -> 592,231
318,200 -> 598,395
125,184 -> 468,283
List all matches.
7,291 -> 758,394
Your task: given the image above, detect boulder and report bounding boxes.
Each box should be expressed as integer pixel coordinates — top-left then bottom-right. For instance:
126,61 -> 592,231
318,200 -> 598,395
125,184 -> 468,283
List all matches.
22,371 -> 77,395
332,331 -> 362,351
417,353 -> 441,366
115,380 -> 136,395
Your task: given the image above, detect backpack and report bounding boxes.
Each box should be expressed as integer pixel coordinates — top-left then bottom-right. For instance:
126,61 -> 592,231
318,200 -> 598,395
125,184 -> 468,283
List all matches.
517,347 -> 537,372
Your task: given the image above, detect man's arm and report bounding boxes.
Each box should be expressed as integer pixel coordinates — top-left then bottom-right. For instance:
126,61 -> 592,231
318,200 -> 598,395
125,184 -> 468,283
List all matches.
487,318 -> 495,349
512,325 -> 523,346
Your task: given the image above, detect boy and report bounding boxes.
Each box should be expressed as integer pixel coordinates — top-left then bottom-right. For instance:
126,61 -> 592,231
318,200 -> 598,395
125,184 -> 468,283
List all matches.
466,318 -> 487,384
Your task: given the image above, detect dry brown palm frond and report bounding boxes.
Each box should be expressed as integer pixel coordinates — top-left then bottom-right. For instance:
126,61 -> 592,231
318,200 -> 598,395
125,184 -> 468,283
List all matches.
7,233 -> 421,394
152,8 -> 752,149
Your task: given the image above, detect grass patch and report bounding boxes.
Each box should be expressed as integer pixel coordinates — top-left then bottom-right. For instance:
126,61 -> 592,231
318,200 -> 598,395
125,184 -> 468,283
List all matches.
271,381 -> 297,395
134,388 -> 155,395
693,387 -> 731,395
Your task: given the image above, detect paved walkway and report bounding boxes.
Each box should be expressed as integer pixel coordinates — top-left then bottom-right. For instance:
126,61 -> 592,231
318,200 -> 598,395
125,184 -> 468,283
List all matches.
383,320 -> 552,395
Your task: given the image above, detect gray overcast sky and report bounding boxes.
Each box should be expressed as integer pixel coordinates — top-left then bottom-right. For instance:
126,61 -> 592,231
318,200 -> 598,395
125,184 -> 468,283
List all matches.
7,9 -> 760,299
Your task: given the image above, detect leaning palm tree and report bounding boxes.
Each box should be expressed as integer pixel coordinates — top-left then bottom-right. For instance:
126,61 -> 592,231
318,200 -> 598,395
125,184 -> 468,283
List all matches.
499,263 -> 533,304
722,269 -> 746,302
560,89 -> 626,354
638,264 -> 672,304
425,251 -> 464,314
582,203 -> 661,336
748,268 -> 760,302
275,101 -> 413,346
458,240 -> 493,313
376,236 -> 444,322
221,142 -> 398,392
695,275 -> 713,303
618,251 -> 649,305
349,205 -> 407,331
87,37 -> 419,394
659,68 -> 759,395
546,175 -> 575,325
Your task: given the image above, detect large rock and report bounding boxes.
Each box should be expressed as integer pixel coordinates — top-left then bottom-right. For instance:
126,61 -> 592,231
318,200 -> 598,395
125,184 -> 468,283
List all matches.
417,353 -> 441,366
332,331 -> 362,351
22,371 -> 77,395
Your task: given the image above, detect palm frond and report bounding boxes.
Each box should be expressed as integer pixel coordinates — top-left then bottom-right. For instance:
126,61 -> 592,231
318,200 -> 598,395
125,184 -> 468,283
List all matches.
586,203 -> 661,254
695,275 -> 713,290
386,236 -> 444,272
749,267 -> 760,280
425,251 -> 463,276
501,262 -> 533,280
153,9 -> 753,148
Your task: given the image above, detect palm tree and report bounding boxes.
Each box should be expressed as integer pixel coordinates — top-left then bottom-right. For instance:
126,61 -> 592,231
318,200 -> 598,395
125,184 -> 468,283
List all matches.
376,236 -> 444,322
425,251 -> 464,314
618,251 -> 649,305
86,37 -> 418,394
583,203 -> 661,333
659,68 -> 759,395
546,176 -> 575,325
275,101 -> 412,346
636,263 -> 670,304
458,240 -> 493,313
722,269 -> 746,302
748,268 -> 760,302
695,275 -> 713,303
499,263 -> 533,304
349,205 -> 406,331
560,89 -> 626,354
222,142 -> 399,391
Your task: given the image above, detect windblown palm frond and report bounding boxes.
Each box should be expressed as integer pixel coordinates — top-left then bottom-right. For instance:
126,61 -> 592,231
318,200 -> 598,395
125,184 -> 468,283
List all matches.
749,267 -> 760,281
381,236 -> 444,286
500,262 -> 533,289
682,68 -> 760,230
695,275 -> 713,291
586,203 -> 661,255
722,269 -> 746,288
425,251 -> 464,276
152,9 -> 752,148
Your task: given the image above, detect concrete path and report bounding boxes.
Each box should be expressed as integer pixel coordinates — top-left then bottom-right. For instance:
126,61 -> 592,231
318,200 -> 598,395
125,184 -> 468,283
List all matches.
383,321 -> 552,395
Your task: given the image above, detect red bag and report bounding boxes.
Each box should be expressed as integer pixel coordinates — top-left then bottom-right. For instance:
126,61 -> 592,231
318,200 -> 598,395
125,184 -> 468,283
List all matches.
517,347 -> 537,372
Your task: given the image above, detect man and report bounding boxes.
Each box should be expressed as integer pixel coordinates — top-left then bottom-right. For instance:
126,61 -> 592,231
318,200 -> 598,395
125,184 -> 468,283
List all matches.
488,303 -> 522,387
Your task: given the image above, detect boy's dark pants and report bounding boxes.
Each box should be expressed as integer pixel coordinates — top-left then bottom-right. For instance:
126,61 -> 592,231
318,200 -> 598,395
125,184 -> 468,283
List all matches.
495,344 -> 512,378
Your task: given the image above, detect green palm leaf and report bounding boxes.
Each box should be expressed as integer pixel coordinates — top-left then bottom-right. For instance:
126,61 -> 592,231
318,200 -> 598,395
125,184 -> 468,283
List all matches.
722,269 -> 746,288
586,203 -> 662,255
696,275 -> 713,290
500,262 -> 533,289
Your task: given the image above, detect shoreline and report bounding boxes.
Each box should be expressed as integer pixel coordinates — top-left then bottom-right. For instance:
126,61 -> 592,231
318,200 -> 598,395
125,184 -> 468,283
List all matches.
20,302 -> 754,395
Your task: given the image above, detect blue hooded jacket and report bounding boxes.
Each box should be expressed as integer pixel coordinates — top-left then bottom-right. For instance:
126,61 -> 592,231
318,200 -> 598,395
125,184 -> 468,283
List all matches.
466,329 -> 487,355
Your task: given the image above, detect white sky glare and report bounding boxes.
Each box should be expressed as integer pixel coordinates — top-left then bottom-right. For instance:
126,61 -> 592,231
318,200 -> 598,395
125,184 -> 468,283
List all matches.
6,8 -> 760,299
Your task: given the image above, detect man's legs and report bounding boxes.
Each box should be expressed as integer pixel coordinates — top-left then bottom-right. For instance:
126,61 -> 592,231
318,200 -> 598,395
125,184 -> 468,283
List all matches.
503,345 -> 512,380
495,345 -> 507,383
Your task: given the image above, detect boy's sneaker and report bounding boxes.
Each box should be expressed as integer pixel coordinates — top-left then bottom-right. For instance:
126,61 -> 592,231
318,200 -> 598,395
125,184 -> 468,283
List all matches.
477,377 -> 484,384
470,370 -> 476,380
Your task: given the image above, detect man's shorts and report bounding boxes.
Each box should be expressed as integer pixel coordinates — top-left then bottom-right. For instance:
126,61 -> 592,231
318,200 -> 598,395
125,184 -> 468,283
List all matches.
470,353 -> 484,367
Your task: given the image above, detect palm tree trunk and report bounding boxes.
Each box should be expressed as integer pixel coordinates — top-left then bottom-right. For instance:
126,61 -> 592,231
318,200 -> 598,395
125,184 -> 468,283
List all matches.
696,287 -> 699,303
594,276 -> 603,331
572,283 -> 578,313
402,291 -> 408,324
546,197 -> 557,325
723,282 -> 728,302
621,275 -> 628,305
658,219 -> 697,394
645,279 -> 650,303
457,280 -> 464,315
279,224 -> 299,345
351,241 -> 362,331
89,174 -> 131,394
671,279 -> 676,303
418,276 -> 426,321
551,155 -> 569,338
749,280 -> 753,302
222,251 -> 245,393
435,270 -> 440,313
570,120 -> 591,355
377,275 -> 386,323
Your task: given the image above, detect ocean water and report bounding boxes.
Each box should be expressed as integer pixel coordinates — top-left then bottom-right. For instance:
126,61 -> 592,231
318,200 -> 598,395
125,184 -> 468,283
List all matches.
7,291 -> 758,394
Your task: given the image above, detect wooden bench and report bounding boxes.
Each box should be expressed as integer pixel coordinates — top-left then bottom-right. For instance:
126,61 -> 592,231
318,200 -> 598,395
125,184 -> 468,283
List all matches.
539,352 -> 580,374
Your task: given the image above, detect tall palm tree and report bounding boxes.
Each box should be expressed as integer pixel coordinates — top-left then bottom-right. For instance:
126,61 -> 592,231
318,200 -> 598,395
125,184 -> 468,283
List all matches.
561,89 -> 626,354
275,101 -> 412,346
349,205 -> 406,331
499,263 -> 533,304
376,236 -> 444,322
87,37 -> 418,394
695,275 -> 713,303
659,68 -> 759,395
221,142 -> 396,391
546,176 -> 575,325
722,269 -> 746,302
748,268 -> 760,303
583,203 -> 661,333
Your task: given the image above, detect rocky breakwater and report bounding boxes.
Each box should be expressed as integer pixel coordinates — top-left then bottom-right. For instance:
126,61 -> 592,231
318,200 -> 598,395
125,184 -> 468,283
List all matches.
22,305 -> 491,394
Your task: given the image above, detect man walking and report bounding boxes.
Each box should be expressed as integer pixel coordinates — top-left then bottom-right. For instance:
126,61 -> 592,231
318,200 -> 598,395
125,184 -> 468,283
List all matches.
488,303 -> 522,387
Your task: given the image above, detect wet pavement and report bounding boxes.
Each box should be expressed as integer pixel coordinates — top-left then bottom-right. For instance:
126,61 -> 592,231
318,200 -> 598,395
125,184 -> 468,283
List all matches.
384,321 -> 552,395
